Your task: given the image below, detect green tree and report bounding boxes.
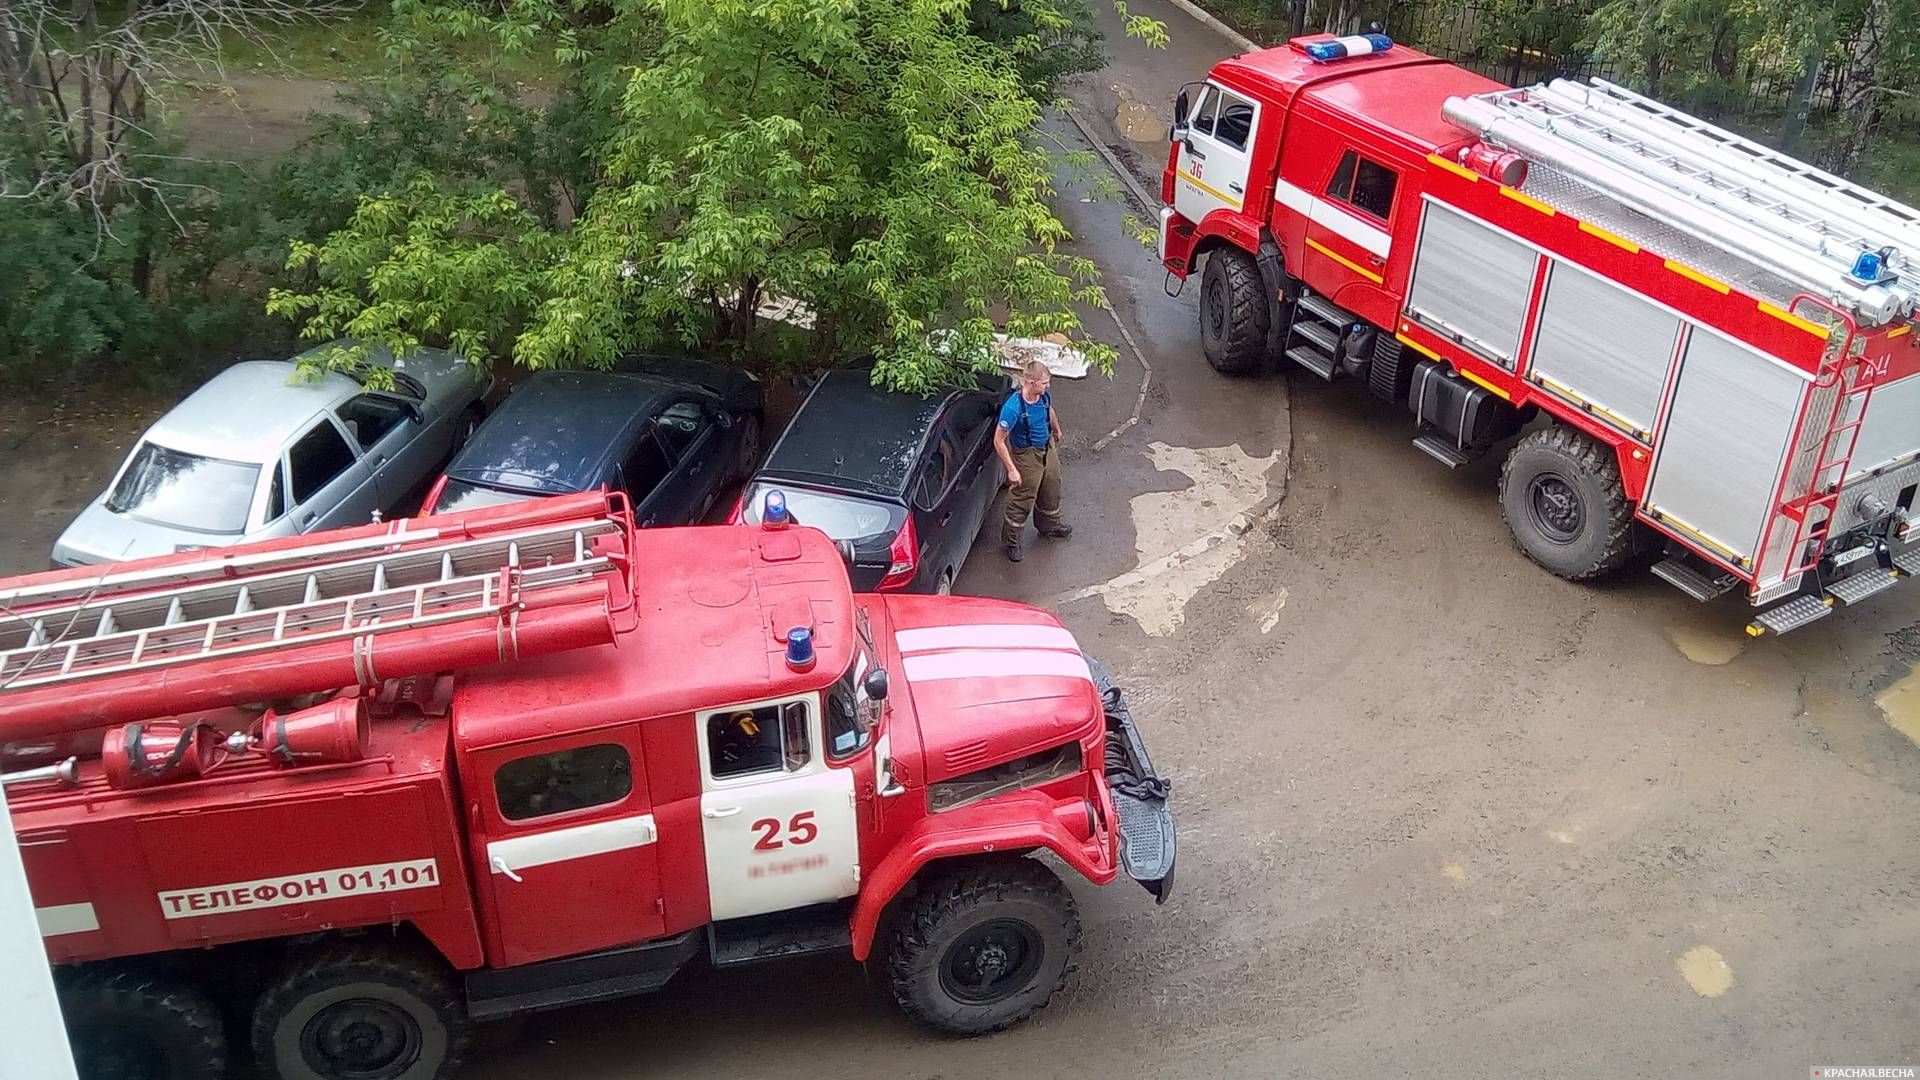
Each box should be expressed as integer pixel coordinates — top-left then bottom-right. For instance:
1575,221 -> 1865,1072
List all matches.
271,0 -> 1167,391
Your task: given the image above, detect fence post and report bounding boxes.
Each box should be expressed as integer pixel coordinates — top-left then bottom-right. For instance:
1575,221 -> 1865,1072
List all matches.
1780,48 -> 1822,154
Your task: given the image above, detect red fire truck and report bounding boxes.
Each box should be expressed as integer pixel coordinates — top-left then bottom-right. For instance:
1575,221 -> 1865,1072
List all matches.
1158,33 -> 1920,634
0,491 -> 1174,1080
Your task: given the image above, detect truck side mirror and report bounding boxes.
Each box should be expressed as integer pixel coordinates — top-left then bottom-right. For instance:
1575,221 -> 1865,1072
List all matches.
1173,88 -> 1191,124
863,668 -> 889,701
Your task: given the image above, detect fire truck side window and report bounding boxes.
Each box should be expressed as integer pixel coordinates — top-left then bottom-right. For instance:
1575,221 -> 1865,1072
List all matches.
1186,89 -> 1216,137
1325,150 -> 1399,222
495,743 -> 634,821
708,701 -> 810,779
1212,95 -> 1254,151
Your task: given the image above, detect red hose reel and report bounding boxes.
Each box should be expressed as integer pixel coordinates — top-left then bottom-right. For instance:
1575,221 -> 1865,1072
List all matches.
102,697 -> 370,789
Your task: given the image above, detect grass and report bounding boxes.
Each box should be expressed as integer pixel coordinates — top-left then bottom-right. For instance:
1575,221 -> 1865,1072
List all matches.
195,3 -> 561,89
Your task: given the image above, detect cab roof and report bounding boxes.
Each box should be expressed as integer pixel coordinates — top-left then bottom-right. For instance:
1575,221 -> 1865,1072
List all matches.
1212,37 -> 1505,156
450,523 -> 855,750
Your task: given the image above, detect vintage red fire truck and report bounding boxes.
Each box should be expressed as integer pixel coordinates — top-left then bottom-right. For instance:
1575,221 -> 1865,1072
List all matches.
0,491 -> 1174,1080
1158,33 -> 1920,634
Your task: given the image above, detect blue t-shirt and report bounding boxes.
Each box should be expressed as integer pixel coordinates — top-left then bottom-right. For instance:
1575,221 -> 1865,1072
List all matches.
998,391 -> 1051,450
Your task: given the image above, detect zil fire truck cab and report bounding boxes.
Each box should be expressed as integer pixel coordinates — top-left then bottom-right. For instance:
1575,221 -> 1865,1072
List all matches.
0,491 -> 1174,1080
1159,33 -> 1920,634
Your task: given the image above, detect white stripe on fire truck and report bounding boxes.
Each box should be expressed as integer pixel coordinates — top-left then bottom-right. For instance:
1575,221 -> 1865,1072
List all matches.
893,624 -> 1080,654
487,813 -> 658,874
35,902 -> 98,938
1273,178 -> 1392,259
901,649 -> 1094,684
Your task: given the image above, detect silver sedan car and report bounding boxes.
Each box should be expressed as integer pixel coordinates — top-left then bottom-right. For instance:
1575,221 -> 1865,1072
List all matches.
52,343 -> 492,567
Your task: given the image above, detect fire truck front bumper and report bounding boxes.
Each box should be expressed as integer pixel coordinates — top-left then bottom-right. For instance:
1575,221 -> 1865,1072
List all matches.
1087,656 -> 1176,904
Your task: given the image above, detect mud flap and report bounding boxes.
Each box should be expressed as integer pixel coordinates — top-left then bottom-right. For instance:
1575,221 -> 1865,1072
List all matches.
1085,657 -> 1177,904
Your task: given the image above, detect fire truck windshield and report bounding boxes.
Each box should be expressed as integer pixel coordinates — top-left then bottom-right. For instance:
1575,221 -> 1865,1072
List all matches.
828,641 -> 880,759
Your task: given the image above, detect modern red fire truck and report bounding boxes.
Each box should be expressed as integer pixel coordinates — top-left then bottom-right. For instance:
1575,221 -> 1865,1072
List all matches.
0,492 -> 1174,1080
1159,33 -> 1920,634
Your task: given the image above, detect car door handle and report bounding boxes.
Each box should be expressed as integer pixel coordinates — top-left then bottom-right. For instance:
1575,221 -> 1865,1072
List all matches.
489,854 -> 523,883
703,806 -> 741,819
1228,181 -> 1244,194
1368,254 -> 1386,267
299,512 -> 316,527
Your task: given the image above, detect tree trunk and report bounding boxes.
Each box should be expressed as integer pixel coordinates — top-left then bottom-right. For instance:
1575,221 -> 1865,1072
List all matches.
1824,0 -> 1889,177
1779,44 -> 1823,156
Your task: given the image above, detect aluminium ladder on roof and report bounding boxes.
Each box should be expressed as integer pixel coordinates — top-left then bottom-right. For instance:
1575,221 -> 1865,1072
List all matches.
0,513 -> 625,694
1443,80 -> 1920,324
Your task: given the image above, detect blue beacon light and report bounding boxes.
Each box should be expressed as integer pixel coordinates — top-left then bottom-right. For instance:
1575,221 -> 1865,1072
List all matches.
762,489 -> 790,529
786,626 -> 816,671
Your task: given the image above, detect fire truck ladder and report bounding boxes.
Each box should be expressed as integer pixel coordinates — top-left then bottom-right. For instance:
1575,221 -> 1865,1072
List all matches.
0,514 -> 624,693
1445,80 -> 1920,324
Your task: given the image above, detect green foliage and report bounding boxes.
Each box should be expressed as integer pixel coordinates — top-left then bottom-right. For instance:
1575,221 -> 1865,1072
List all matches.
276,0 -> 1167,390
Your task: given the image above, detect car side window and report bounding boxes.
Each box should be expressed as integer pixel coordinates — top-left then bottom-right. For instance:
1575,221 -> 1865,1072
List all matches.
288,421 -> 358,504
335,394 -> 412,450
707,701 -> 810,780
914,420 -> 959,511
653,400 -> 710,463
957,395 -> 998,448
1186,88 -> 1216,137
265,463 -> 288,522
620,429 -> 674,503
1326,149 -> 1399,221
495,743 -> 633,821
1212,92 -> 1254,151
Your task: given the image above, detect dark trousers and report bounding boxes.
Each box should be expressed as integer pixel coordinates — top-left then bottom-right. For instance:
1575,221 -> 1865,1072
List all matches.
1003,444 -> 1063,544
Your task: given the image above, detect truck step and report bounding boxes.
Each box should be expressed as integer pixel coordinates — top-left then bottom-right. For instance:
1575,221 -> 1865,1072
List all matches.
1295,292 -> 1354,327
465,930 -> 702,1021
1290,319 -> 1343,354
1896,548 -> 1920,576
1826,567 -> 1899,605
1285,344 -> 1341,381
1650,558 -> 1739,602
1747,594 -> 1834,636
1411,433 -> 1474,469
709,902 -> 853,968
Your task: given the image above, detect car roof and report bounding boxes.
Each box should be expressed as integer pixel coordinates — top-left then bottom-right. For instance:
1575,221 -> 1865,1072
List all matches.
145,361 -> 362,463
759,370 -> 972,498
445,370 -> 688,495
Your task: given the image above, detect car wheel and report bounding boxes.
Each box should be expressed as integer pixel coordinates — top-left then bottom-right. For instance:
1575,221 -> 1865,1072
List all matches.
734,413 -> 763,480
936,569 -> 954,596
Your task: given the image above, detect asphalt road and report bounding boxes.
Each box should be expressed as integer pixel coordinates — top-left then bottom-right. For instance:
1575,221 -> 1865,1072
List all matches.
2,3 -> 1915,1076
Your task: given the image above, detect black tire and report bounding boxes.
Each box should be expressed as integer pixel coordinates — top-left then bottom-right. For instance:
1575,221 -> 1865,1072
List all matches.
1199,247 -> 1269,375
60,969 -> 228,1080
251,942 -> 468,1080
1499,425 -> 1634,580
887,856 -> 1081,1036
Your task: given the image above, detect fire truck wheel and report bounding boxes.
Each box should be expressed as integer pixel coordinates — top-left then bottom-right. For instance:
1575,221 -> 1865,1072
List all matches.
888,856 -> 1081,1035
1499,425 -> 1634,580
251,943 -> 469,1080
1199,248 -> 1269,375
59,969 -> 228,1080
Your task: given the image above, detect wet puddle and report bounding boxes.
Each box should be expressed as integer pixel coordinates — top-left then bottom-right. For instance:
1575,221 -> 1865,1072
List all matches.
1664,621 -> 1746,666
1873,663 -> 1920,747
1676,945 -> 1733,997
1114,95 -> 1165,142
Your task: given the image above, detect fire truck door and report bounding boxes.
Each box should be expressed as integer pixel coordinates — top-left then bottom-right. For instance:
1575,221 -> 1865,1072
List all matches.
697,695 -> 859,921
1298,148 -> 1398,292
474,731 -> 668,968
1172,84 -> 1259,227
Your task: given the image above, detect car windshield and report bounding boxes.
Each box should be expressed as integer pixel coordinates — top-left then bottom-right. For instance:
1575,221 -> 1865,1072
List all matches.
740,484 -> 896,540
105,442 -> 260,534
433,479 -> 541,514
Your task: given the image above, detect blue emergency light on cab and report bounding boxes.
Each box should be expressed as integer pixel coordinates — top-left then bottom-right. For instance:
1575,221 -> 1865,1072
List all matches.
1299,32 -> 1393,63
785,626 -> 816,672
761,489 -> 790,529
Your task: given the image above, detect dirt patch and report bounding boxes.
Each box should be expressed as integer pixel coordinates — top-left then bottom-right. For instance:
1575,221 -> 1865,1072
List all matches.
168,74 -> 357,159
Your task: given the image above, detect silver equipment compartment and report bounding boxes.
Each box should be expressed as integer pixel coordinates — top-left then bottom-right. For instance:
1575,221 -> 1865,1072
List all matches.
1528,261 -> 1681,440
1405,200 -> 1539,370
1645,329 -> 1808,565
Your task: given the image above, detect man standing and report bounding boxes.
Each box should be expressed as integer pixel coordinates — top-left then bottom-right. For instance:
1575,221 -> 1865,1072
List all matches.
994,360 -> 1073,562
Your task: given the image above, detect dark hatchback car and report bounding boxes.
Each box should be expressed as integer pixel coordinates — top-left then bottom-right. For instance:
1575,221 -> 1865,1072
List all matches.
732,369 -> 1007,593
425,366 -> 761,525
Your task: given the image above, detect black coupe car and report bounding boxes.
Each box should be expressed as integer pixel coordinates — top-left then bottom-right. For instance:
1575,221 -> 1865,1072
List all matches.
731,369 -> 1007,593
425,364 -> 761,525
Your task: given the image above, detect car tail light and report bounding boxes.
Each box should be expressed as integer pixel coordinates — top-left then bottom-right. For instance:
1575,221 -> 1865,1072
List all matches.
726,490 -> 747,524
420,474 -> 450,517
877,515 -> 918,591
